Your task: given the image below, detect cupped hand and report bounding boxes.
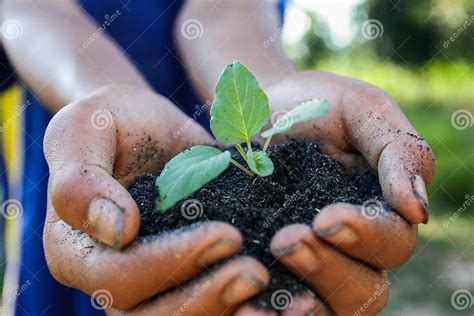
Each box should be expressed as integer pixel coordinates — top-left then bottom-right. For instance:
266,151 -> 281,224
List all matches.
249,70 -> 435,315
43,85 -> 269,313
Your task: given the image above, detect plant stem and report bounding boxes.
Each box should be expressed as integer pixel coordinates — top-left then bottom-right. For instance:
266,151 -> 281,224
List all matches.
262,136 -> 272,152
230,158 -> 254,177
246,140 -> 253,154
235,144 -> 248,161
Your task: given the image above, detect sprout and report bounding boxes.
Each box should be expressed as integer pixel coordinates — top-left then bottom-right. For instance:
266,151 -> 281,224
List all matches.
156,61 -> 328,212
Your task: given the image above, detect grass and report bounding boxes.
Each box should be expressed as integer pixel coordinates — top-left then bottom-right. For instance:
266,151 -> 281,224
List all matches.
316,56 -> 473,211
315,57 -> 473,315
317,54 -> 473,109
385,218 -> 473,315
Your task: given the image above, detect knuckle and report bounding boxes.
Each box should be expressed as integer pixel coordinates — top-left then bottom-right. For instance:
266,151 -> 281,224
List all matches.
348,81 -> 395,108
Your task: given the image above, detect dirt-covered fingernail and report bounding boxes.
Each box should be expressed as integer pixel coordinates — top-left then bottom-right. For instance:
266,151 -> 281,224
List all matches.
314,222 -> 357,245
87,198 -> 124,248
314,222 -> 344,237
222,273 -> 267,305
278,242 -> 320,273
199,239 -> 241,264
411,174 -> 429,224
272,242 -> 304,257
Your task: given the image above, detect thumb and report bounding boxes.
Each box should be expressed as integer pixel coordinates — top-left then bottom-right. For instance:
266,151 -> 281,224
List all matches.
45,103 -> 139,248
48,164 -> 140,248
377,133 -> 435,224
343,89 -> 436,224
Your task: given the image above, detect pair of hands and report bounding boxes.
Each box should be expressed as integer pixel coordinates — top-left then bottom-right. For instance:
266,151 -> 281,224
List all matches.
43,70 -> 435,315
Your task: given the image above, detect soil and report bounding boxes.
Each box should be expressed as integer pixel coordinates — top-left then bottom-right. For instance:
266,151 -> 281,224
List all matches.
128,139 -> 388,310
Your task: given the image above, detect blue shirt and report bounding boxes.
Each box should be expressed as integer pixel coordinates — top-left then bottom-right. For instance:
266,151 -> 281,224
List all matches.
10,1 -> 285,315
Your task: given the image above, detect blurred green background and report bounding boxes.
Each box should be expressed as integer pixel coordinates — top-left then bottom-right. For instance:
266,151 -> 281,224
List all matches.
282,0 -> 473,314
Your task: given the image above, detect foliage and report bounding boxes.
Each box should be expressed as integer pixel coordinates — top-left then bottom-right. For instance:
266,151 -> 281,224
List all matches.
156,61 -> 328,211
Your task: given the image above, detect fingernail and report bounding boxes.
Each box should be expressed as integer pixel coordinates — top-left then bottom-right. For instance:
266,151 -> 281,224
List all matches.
411,175 -> 429,224
274,242 -> 320,273
273,242 -> 304,257
314,223 -> 358,246
314,222 -> 344,237
199,240 -> 241,264
222,273 -> 267,305
87,198 -> 124,248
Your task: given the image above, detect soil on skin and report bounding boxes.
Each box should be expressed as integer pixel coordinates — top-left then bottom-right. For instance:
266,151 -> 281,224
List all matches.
128,139 -> 387,310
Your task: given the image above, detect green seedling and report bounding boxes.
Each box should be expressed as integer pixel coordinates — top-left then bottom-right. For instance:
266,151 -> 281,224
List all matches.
156,61 -> 328,211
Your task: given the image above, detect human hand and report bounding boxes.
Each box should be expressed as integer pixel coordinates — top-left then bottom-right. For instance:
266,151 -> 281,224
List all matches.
250,70 -> 435,315
43,85 -> 269,313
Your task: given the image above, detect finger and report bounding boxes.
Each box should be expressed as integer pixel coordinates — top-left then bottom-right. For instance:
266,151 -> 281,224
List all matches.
271,224 -> 389,315
130,257 -> 269,315
313,203 -> 417,269
44,213 -> 243,310
342,87 -> 435,224
378,139 -> 434,224
45,99 -> 139,248
44,88 -> 213,248
268,78 -> 435,224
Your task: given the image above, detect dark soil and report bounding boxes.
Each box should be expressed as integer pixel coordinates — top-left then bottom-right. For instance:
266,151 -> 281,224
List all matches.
128,139 -> 387,310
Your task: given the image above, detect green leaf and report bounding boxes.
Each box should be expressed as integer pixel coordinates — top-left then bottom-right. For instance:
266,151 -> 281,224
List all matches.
261,99 -> 329,138
210,61 -> 270,144
247,150 -> 274,177
156,146 -> 231,211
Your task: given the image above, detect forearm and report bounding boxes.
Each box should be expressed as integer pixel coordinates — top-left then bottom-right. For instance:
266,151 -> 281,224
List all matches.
3,0 -> 149,113
176,0 -> 295,101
